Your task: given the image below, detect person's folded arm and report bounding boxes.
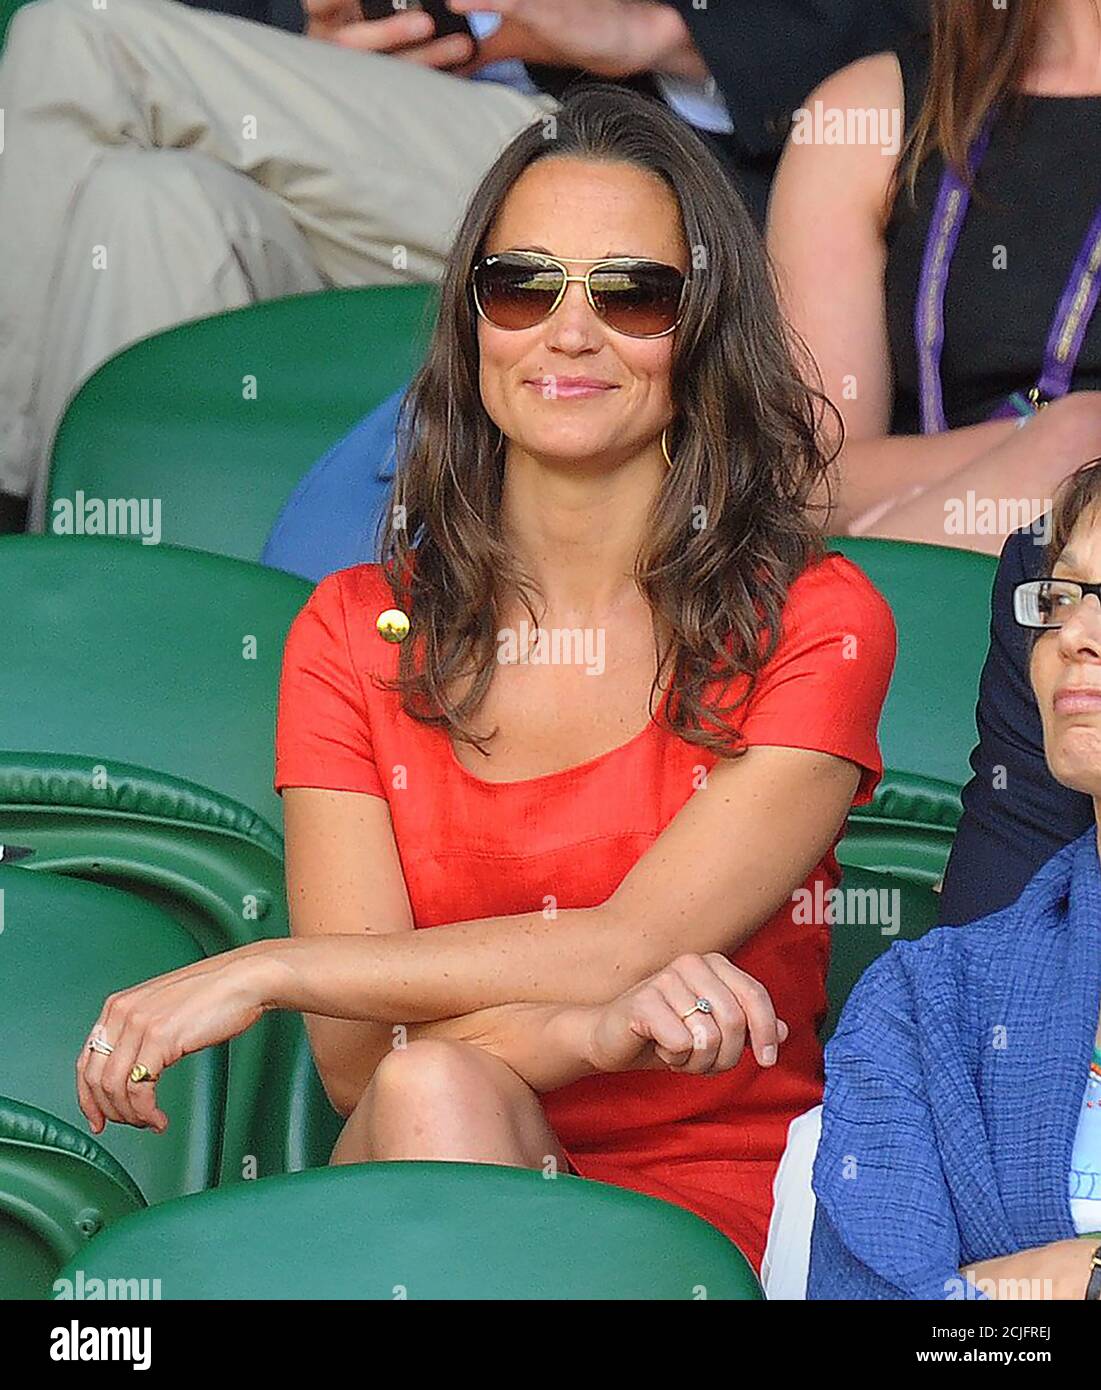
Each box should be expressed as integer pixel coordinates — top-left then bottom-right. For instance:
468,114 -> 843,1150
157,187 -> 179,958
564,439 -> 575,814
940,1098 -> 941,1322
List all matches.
269,743 -> 860,1029
278,778 -> 800,1112
278,787 -> 414,1116
246,790 -> 611,1113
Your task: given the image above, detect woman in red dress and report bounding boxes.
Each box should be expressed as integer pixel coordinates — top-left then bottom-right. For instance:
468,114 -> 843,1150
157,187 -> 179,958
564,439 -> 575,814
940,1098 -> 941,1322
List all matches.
76,85 -> 895,1273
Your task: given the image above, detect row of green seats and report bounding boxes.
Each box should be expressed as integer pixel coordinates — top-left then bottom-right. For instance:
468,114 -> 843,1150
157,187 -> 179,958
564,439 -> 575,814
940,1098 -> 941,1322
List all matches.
3,520 -> 993,891
0,866 -> 761,1300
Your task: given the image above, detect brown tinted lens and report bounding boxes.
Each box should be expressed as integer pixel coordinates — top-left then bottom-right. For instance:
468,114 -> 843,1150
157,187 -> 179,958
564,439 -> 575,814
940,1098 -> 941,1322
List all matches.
588,262 -> 684,336
474,255 -> 564,329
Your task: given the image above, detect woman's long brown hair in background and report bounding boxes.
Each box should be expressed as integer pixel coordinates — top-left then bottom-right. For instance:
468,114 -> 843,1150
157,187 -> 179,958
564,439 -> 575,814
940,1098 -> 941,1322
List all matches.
377,83 -> 840,760
897,0 -> 1045,200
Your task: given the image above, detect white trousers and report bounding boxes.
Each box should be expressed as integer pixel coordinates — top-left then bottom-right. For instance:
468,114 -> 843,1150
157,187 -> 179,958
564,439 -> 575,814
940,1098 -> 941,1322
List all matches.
0,0 -> 558,516
760,1104 -> 822,1299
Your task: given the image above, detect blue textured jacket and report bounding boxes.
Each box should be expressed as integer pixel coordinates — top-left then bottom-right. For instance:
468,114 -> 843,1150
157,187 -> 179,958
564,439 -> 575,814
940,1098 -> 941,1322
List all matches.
809,829 -> 1101,1299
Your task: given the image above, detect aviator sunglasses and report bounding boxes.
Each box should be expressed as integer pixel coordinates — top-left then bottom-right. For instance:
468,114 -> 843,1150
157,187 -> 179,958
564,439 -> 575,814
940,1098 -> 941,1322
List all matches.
472,250 -> 689,339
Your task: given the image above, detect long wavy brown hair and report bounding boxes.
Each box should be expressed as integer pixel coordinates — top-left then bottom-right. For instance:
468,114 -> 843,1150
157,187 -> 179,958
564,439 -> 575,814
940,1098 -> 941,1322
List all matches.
897,0 -> 1048,200
377,83 -> 838,759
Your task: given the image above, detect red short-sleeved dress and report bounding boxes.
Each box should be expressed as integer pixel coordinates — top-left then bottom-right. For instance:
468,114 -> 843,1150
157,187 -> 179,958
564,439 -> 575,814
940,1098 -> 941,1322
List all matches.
274,552 -> 896,1270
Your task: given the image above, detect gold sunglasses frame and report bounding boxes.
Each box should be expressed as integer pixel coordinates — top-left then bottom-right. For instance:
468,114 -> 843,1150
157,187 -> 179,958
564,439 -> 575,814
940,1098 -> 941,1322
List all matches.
471,250 -> 689,339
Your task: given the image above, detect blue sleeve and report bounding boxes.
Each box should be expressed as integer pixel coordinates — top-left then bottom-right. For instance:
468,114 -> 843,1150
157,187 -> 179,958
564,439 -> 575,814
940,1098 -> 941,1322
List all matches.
938,527 -> 1093,925
808,941 -> 986,1300
261,390 -> 405,584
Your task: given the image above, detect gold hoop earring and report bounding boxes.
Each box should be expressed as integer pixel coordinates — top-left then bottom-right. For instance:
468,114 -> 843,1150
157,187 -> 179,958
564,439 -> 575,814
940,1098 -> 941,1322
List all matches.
660,426 -> 674,470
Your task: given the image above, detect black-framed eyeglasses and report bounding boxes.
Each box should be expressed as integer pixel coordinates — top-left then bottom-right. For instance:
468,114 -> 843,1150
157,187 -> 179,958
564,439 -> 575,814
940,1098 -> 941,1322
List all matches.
471,251 -> 688,339
1013,578 -> 1101,629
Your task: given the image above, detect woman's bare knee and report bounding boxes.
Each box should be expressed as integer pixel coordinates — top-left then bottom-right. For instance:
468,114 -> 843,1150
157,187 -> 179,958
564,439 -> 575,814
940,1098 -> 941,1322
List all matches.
331,1038 -> 566,1169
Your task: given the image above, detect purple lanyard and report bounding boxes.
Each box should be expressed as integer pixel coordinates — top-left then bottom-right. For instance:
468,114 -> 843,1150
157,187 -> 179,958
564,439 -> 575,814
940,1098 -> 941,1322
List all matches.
916,108 -> 1101,434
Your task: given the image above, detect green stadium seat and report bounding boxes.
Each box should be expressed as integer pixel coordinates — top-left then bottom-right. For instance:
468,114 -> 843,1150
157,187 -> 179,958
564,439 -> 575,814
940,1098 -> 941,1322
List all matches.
839,768 -> 963,886
53,1161 -> 764,1300
0,754 -> 340,1182
0,537 -> 340,1180
822,864 -> 941,1040
0,1095 -> 146,1301
0,866 -> 223,1206
829,537 -> 997,885
0,534 -> 308,836
47,285 -> 437,562
0,753 -> 284,957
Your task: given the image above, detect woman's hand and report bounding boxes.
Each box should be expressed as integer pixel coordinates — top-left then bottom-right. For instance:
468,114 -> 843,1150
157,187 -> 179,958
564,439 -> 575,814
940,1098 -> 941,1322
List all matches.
76,950 -> 278,1136
585,952 -> 788,1076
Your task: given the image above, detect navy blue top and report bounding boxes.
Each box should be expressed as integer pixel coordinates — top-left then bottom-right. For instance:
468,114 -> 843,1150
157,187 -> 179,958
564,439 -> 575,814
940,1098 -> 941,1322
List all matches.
938,527 -> 1094,924
885,42 -> 1101,433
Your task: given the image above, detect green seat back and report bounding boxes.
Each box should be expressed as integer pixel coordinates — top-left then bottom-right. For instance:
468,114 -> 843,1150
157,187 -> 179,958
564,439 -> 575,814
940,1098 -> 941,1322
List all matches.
828,538 -> 995,789
837,769 -> 964,885
55,1161 -> 764,1299
829,538 -> 997,885
48,285 -> 437,561
0,1096 -> 145,1300
0,753 -> 284,954
822,865 -> 941,1040
0,867 -> 223,1205
1,535 -> 311,833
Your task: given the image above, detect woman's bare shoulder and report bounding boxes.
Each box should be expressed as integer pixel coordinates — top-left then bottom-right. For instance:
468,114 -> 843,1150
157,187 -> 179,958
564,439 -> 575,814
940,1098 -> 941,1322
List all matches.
809,50 -> 905,110
776,51 -> 906,216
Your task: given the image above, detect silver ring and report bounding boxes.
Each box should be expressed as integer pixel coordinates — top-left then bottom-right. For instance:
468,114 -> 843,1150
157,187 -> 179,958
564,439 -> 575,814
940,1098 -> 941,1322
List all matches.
87,1035 -> 114,1056
681,997 -> 713,1021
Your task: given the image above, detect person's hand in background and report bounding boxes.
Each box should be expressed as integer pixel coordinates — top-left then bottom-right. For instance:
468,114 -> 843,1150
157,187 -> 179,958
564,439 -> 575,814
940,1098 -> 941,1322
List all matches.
305,0 -> 477,69
450,0 -> 710,80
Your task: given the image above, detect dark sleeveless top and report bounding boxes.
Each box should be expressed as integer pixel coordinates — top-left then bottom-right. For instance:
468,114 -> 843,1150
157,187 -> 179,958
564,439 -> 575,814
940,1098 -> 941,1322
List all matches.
885,39 -> 1101,434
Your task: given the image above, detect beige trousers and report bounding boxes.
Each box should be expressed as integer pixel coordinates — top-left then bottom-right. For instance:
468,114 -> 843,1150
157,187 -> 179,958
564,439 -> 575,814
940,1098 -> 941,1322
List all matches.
0,0 -> 559,519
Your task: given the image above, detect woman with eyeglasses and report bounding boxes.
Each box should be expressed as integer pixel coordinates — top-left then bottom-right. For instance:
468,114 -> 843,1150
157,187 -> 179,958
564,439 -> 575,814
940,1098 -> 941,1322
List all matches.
808,460 -> 1101,1300
75,85 -> 894,1274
